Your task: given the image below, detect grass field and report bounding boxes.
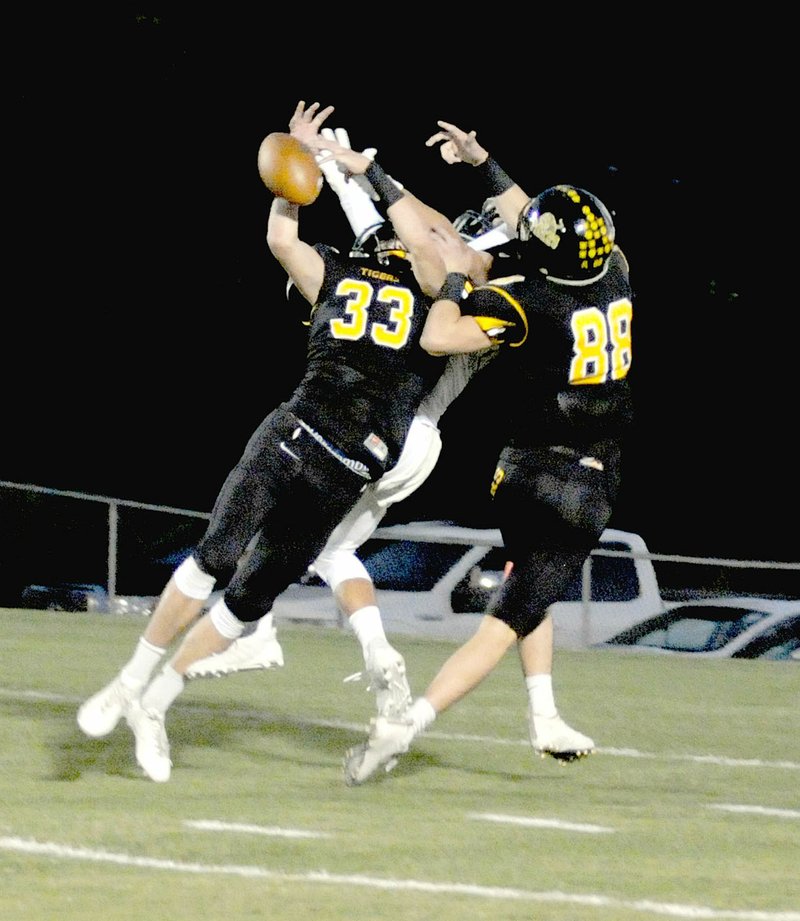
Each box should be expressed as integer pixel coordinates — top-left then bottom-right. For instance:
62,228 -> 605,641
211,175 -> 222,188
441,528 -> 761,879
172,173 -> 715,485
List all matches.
1,608 -> 798,921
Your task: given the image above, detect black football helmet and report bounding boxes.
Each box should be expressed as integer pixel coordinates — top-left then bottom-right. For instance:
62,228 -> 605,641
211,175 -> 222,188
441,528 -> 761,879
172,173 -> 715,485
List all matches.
517,185 -> 615,284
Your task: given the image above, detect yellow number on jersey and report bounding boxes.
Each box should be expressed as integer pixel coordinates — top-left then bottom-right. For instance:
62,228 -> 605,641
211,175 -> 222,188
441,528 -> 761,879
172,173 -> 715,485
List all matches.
570,298 -> 632,385
371,285 -> 413,350
330,279 -> 414,350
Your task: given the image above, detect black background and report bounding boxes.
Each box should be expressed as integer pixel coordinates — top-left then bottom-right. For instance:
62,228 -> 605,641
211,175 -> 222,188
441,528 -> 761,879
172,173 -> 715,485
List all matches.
4,12 -> 796,586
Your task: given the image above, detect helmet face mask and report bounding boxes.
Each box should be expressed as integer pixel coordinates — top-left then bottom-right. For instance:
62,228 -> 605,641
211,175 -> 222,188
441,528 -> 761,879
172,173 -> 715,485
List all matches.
452,197 -> 502,241
373,236 -> 409,265
518,185 -> 615,284
453,197 -> 517,257
349,224 -> 385,260
350,225 -> 409,268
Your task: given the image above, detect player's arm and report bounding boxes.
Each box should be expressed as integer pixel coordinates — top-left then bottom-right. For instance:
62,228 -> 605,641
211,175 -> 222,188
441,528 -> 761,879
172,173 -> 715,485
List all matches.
420,228 -> 497,356
425,121 -> 530,233
308,137 -> 446,295
376,178 -> 492,297
382,190 -> 454,296
316,126 -> 385,240
308,134 -> 488,295
262,101 -> 332,304
266,197 -> 324,305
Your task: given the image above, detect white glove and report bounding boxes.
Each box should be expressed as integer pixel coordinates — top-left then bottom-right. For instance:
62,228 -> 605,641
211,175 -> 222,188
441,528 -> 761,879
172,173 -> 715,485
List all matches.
319,127 -> 405,197
318,128 -> 379,196
317,127 -> 384,239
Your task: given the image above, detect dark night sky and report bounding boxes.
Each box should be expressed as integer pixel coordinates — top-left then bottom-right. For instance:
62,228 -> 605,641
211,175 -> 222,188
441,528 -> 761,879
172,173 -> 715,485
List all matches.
5,12 -> 797,574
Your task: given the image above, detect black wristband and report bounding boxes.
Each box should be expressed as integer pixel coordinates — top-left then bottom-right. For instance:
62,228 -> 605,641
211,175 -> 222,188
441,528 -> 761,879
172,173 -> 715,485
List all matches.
437,272 -> 467,303
364,161 -> 404,207
475,157 -> 515,196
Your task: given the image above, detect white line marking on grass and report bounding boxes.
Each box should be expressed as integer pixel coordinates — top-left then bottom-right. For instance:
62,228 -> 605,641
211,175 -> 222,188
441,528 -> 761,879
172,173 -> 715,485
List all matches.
468,813 -> 614,834
2,836 -> 798,920
184,820 -> 331,838
4,687 -> 799,772
708,804 -> 800,819
319,723 -> 800,772
598,746 -> 800,771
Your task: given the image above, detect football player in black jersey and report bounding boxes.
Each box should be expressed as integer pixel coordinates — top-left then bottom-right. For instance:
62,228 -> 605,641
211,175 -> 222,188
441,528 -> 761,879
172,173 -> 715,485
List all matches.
343,122 -> 634,785
75,102 -> 480,783
187,124 -> 596,765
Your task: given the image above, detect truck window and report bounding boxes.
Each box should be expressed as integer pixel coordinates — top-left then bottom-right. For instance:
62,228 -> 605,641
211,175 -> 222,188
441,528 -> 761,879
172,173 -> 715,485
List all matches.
362,540 -> 468,591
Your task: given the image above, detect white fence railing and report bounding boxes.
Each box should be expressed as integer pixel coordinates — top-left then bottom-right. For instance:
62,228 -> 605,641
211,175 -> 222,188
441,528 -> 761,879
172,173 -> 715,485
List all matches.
3,480 -> 798,616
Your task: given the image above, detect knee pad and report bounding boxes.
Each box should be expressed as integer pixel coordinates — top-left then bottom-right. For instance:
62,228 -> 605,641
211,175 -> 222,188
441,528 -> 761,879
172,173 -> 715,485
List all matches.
314,549 -> 372,592
173,556 -> 216,600
208,597 -> 245,639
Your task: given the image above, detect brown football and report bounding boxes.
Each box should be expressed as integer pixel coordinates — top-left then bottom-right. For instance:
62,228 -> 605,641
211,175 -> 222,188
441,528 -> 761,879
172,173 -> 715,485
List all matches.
257,132 -> 322,205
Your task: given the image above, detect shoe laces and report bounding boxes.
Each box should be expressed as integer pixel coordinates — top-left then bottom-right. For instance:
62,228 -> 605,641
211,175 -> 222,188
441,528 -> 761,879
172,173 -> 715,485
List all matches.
99,680 -> 129,711
143,709 -> 169,755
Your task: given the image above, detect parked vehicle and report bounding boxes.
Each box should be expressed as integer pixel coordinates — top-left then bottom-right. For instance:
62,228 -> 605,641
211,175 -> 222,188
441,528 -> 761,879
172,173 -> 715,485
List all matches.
268,521 -> 665,648
18,582 -> 109,613
594,598 -> 800,659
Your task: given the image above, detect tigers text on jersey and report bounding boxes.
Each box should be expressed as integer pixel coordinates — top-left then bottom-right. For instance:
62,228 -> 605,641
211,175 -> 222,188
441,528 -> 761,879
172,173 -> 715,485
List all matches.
462,248 -> 634,447
285,244 -> 442,479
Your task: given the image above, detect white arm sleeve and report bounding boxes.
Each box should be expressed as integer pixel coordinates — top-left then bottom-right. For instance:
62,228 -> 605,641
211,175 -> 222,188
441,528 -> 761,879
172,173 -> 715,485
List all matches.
337,193 -> 384,240
318,127 -> 385,239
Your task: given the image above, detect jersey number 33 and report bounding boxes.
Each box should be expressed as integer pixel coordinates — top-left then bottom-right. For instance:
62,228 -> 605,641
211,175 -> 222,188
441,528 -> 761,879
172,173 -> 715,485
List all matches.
331,279 -> 416,351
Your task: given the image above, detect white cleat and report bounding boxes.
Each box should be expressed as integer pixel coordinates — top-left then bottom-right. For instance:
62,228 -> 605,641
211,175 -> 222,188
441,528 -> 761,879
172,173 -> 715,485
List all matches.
364,638 -> 412,719
529,710 -> 595,764
343,716 -> 415,787
77,675 -> 142,738
186,627 -> 285,679
126,699 -> 172,782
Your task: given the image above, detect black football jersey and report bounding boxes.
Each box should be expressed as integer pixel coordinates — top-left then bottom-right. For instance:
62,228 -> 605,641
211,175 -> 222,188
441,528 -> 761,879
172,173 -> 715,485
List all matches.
286,244 -> 442,477
462,248 -> 634,447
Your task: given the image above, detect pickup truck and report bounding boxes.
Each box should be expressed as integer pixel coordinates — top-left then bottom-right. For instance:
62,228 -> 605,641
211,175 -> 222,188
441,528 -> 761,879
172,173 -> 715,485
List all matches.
269,521 -> 664,649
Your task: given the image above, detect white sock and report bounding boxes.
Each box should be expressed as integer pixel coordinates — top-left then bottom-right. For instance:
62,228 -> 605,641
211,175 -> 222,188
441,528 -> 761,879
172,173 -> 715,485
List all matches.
526,674 -> 558,718
349,606 -> 386,657
120,638 -> 165,688
140,664 -> 184,715
407,697 -> 437,734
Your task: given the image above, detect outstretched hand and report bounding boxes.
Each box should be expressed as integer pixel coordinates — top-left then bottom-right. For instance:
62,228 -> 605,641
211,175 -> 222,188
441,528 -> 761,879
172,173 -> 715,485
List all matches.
305,133 -> 374,177
289,100 -> 335,147
318,127 -> 379,199
425,121 -> 489,167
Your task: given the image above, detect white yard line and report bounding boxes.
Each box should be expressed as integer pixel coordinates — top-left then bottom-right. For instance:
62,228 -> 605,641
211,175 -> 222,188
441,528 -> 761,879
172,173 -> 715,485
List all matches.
2,835 -> 799,921
184,819 -> 332,838
468,812 -> 614,833
708,804 -> 800,819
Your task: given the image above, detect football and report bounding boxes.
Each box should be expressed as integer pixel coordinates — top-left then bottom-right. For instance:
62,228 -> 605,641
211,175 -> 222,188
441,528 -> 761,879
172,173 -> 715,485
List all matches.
257,132 -> 322,205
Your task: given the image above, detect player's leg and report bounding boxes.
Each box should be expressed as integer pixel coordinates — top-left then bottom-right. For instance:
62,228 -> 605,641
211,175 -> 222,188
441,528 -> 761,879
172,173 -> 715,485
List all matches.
517,614 -> 595,761
492,555 -> 595,760
77,556 -> 216,741
187,417 -> 442,723
316,488 -> 408,716
500,443 -> 621,761
185,610 -> 284,678
132,439 -> 368,781
321,418 -> 442,716
344,613 -> 517,785
76,410 -> 288,742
